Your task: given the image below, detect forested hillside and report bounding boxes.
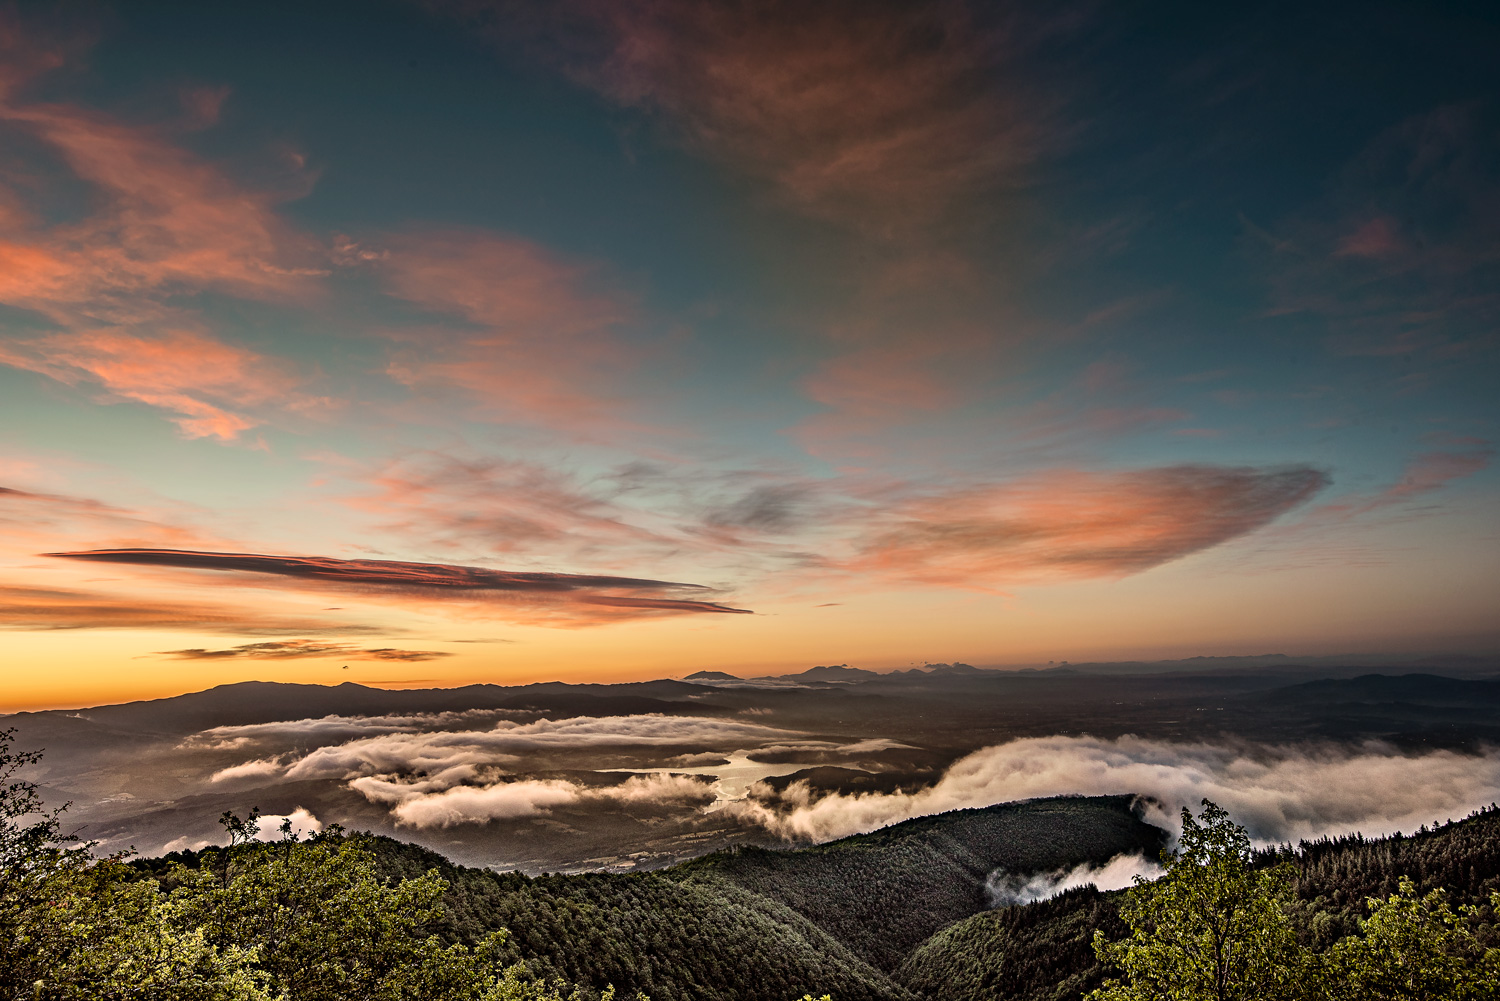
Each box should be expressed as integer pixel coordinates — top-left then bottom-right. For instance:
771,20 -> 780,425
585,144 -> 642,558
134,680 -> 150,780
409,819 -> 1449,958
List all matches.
138,796 -> 1160,1001
899,804 -> 1500,1000
336,844 -> 907,1001
128,796 -> 1500,1001
674,797 -> 1162,972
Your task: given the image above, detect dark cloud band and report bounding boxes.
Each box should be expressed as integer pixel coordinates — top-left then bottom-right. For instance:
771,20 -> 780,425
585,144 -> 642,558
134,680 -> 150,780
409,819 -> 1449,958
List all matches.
47,548 -> 753,614
159,640 -> 452,662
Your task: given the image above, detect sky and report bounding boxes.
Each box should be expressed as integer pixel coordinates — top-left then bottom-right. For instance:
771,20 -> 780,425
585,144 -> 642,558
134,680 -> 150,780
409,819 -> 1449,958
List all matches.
1,0 -> 1497,710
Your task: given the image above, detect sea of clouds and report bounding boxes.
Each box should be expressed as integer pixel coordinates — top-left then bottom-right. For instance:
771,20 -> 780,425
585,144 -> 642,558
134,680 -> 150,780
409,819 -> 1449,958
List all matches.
732,734 -> 1500,846
199,713 -> 1500,860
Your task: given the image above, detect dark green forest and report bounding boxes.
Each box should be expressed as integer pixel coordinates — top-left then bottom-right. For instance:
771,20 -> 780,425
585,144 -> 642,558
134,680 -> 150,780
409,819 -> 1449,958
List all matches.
904,804 -> 1500,1000
5,729 -> 1500,1000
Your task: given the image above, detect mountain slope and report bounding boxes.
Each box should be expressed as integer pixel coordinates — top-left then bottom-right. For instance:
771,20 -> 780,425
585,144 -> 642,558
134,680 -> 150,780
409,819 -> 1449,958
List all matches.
138,794 -> 1162,1001
673,796 -> 1162,973
14,679 -> 726,737
897,804 -> 1500,1001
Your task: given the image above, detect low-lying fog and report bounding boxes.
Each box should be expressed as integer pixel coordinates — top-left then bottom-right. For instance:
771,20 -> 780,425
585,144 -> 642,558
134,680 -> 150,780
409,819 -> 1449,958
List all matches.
11,664 -> 1500,873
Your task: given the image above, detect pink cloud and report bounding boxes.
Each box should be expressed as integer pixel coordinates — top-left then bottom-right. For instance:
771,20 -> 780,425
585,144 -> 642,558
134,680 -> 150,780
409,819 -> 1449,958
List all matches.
179,85 -> 233,130
446,0 -> 1057,236
0,328 -> 327,440
1383,447 -> 1493,499
0,479 -> 213,552
1334,216 -> 1403,258
330,450 -> 669,565
784,258 -> 1009,460
0,11 -> 79,103
793,343 -> 966,457
0,33 -> 333,441
840,464 -> 1328,588
1309,446 -> 1493,523
374,229 -> 647,434
0,102 -> 323,324
1218,446 -> 1492,574
1251,107 -> 1500,360
0,584 -> 379,635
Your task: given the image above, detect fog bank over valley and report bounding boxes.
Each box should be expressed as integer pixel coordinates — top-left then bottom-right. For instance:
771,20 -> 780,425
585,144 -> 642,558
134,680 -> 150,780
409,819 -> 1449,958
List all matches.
8,658 -> 1499,872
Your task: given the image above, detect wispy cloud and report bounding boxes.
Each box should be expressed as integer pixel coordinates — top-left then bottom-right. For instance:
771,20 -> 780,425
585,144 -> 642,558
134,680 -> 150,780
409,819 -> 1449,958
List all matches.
1251,105 -> 1500,362
0,328 -> 329,441
0,91 -> 322,324
188,710 -> 526,750
467,0 -> 1065,236
1227,444 -> 1493,572
0,19 -> 332,441
375,229 -> 648,435
0,477 -> 224,562
0,584 -> 375,635
328,450 -> 674,565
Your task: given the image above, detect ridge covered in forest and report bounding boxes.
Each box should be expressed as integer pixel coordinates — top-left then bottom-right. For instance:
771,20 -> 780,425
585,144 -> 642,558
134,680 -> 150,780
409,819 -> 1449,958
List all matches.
128,794 -> 1500,1001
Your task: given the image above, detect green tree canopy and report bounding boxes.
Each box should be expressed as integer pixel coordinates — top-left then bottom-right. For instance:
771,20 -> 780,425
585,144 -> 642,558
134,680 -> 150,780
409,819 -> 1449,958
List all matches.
1088,800 -> 1304,1001
175,810 -> 503,1001
0,728 -> 265,1000
1090,799 -> 1500,1001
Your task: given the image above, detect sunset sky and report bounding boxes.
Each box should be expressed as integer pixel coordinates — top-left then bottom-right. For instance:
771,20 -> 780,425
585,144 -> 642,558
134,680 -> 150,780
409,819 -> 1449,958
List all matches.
2,0 -> 1497,710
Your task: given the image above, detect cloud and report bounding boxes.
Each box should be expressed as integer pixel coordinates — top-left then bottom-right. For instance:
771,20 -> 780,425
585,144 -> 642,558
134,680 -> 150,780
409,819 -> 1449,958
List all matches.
732,735 -> 1500,845
745,737 -> 914,764
1305,445 -> 1492,526
46,548 -> 753,619
158,640 -> 451,662
793,341 -> 971,456
0,89 -> 321,323
377,771 -> 715,828
665,752 -> 733,767
1230,444 -> 1493,572
985,853 -> 1163,907
702,483 -> 822,537
330,450 -> 675,566
277,714 -> 801,782
179,85 -> 232,131
0,328 -> 329,441
0,11 -> 86,101
1377,446 -> 1492,503
1251,105 -> 1500,361
0,583 -> 374,635
197,712 -> 801,828
375,229 -> 646,434
0,479 -> 210,551
253,807 -> 323,841
185,710 -> 525,749
209,758 -> 287,784
840,464 -> 1328,588
0,25 -> 332,441
466,0 -> 1062,235
0,485 -> 400,637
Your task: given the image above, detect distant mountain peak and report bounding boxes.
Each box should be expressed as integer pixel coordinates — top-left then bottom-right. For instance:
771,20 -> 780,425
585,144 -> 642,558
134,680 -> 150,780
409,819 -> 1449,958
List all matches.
790,665 -> 883,682
922,662 -> 983,675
